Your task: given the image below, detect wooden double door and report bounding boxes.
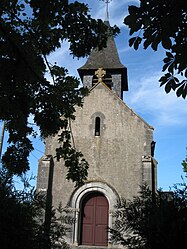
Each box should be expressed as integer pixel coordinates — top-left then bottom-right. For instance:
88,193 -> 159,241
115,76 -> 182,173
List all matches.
81,192 -> 109,246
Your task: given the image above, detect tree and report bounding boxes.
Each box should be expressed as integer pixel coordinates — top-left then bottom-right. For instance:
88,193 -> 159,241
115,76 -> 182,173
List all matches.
124,0 -> 187,98
110,185 -> 187,249
0,166 -> 74,249
0,0 -> 119,185
182,148 -> 187,176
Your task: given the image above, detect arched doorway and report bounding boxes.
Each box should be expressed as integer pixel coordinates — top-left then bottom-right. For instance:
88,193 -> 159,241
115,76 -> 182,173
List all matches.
80,192 -> 109,246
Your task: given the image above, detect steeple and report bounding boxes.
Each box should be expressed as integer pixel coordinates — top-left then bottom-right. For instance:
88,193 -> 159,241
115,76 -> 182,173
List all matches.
105,0 -> 110,21
78,1 -> 128,99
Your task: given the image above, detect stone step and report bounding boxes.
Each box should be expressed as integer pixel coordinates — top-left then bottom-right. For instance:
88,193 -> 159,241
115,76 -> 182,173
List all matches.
71,245 -> 121,249
72,247 -> 108,249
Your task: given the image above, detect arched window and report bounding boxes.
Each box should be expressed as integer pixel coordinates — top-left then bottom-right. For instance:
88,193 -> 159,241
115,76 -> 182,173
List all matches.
95,117 -> 100,136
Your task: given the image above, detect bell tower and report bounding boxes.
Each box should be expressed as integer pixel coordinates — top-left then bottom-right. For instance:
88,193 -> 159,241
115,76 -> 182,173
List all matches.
78,20 -> 128,99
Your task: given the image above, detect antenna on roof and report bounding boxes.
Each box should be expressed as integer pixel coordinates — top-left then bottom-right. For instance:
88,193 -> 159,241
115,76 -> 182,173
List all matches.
100,0 -> 112,21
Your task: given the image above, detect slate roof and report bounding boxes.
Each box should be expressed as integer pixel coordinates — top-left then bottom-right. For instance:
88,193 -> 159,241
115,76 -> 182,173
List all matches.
79,24 -> 125,69
78,21 -> 128,91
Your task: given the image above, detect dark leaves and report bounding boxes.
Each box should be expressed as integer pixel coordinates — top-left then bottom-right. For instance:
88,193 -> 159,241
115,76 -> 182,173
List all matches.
1,1 -> 185,189
176,80 -> 187,98
129,37 -> 136,47
0,168 -> 74,249
128,6 -> 140,15
159,73 -> 187,99
56,129 -> 89,187
129,36 -> 142,50
110,184 -> 187,249
151,34 -> 161,51
161,36 -> 172,50
0,0 -> 112,183
125,0 -> 187,98
162,52 -> 175,73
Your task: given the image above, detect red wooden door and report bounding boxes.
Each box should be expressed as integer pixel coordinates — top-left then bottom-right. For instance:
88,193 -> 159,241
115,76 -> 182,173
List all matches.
81,192 -> 109,246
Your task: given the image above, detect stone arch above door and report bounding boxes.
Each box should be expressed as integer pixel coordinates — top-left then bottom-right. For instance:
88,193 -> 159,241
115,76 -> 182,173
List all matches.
70,181 -> 119,246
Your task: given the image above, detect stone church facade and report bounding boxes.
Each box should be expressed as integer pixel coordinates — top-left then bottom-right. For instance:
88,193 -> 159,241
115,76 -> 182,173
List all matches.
37,21 -> 157,248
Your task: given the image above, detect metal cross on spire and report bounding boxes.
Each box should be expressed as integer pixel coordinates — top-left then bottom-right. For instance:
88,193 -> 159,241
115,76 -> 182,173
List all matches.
95,68 -> 106,83
100,0 -> 112,21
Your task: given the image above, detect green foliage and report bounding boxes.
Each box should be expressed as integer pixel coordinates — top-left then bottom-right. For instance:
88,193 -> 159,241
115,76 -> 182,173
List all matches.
0,166 -> 74,249
182,148 -> 187,176
124,0 -> 187,98
0,0 -> 119,184
110,185 -> 187,249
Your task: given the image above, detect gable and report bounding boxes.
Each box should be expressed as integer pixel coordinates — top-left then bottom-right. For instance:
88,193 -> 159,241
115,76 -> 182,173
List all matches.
72,82 -> 154,162
83,81 -> 153,130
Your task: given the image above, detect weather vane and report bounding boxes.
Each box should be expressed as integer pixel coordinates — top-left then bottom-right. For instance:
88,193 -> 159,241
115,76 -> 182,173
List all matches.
100,0 -> 112,21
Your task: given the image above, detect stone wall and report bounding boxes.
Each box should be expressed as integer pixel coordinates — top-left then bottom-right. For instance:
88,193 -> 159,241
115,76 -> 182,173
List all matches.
36,82 -> 157,246
37,82 -> 155,209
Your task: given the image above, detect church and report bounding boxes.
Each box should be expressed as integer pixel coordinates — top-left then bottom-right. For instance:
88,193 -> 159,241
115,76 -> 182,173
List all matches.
37,10 -> 157,248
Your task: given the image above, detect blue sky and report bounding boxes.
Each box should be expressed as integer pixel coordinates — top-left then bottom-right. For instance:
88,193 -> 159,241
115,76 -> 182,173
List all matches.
1,0 -> 187,190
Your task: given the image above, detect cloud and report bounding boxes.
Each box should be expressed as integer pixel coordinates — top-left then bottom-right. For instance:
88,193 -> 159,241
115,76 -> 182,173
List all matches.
47,41 -> 70,63
77,0 -> 132,28
125,71 -> 187,127
47,41 -> 86,78
93,1 -> 128,27
118,45 -> 132,54
46,1 -> 187,130
46,1 -> 137,78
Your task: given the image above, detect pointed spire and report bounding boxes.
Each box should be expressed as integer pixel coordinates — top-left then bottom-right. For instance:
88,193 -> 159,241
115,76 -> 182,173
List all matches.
105,0 -> 110,21
78,0 -> 128,94
101,0 -> 112,21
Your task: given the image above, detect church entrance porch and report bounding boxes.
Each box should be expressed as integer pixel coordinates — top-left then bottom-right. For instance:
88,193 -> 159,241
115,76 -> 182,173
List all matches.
70,181 -> 119,246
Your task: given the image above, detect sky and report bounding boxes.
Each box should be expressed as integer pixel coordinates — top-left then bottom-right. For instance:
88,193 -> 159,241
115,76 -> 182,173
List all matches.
1,0 -> 187,190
